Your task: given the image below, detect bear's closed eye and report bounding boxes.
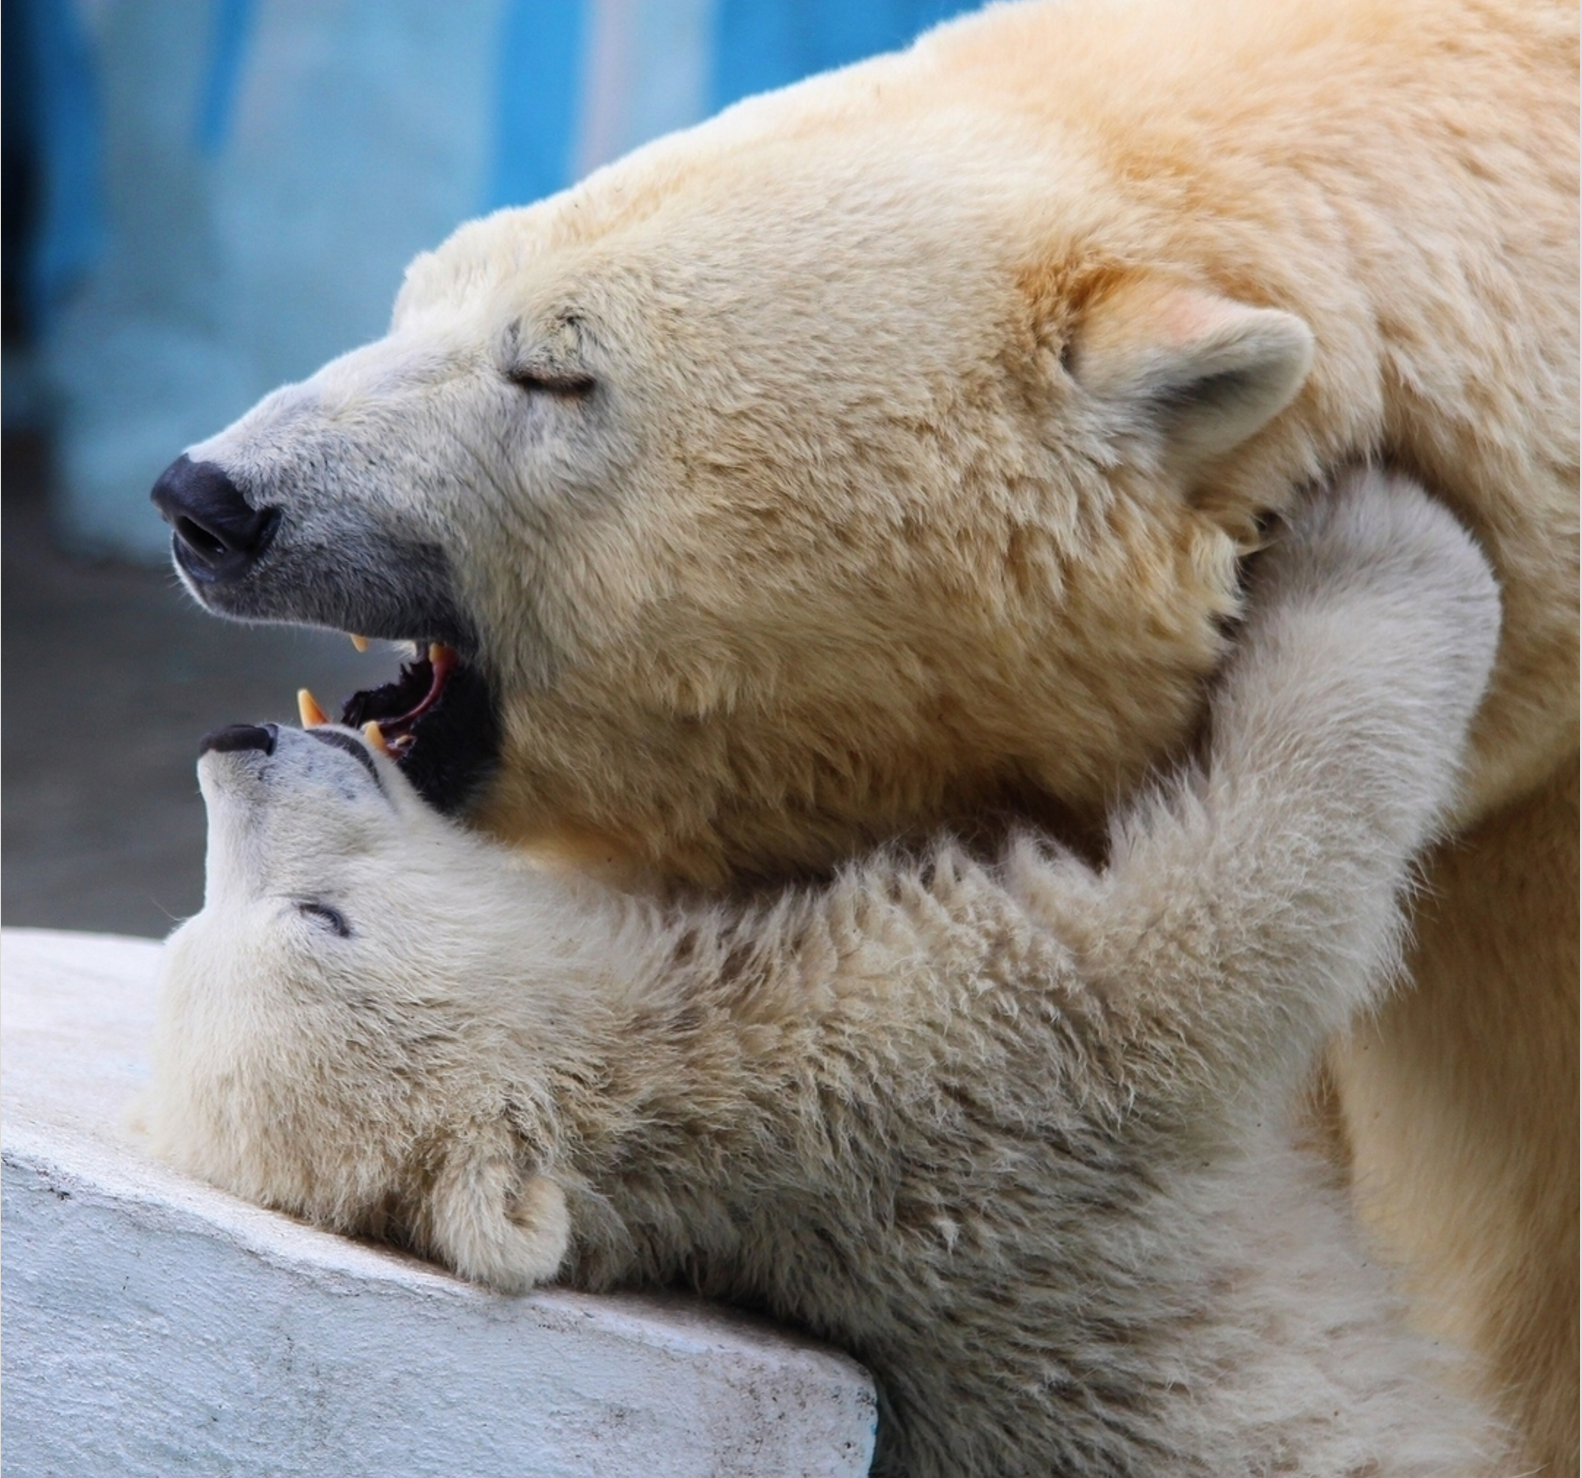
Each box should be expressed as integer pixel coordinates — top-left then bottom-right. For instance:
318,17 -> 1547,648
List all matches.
295,900 -> 351,938
507,367 -> 596,398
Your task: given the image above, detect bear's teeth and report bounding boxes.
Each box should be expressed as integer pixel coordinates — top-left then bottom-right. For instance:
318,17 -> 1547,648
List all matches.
298,689 -> 329,728
349,634 -> 369,653
362,721 -> 391,756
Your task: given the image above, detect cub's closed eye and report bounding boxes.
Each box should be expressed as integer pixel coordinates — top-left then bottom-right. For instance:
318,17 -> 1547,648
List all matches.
296,901 -> 351,938
508,368 -> 596,397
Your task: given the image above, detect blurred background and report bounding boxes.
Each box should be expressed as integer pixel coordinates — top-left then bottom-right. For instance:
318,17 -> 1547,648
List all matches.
3,0 -> 981,937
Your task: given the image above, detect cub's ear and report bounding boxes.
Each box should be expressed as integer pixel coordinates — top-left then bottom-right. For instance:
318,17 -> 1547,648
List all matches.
1066,275 -> 1314,479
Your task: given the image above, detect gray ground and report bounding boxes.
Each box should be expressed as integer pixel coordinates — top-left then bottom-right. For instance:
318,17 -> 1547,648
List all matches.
3,433 -> 378,938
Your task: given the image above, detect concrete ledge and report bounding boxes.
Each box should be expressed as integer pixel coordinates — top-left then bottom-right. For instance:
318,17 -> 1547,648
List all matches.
1,928 -> 877,1477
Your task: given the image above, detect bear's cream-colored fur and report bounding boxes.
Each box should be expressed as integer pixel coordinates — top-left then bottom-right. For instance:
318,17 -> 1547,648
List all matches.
146,475 -> 1505,1476
170,0 -> 1577,1462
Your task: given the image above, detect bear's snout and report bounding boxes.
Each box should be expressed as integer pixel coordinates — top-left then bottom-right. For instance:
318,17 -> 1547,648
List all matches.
152,454 -> 281,585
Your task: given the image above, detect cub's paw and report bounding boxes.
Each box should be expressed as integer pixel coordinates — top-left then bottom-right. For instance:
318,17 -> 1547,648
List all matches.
1248,467 -> 1501,714
425,1138 -> 570,1293
1260,468 -> 1499,635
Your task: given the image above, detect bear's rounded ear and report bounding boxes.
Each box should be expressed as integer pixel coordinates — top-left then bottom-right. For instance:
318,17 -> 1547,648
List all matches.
1065,275 -> 1314,480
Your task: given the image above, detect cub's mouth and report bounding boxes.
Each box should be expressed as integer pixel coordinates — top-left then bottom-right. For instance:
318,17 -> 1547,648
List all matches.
299,639 -> 501,814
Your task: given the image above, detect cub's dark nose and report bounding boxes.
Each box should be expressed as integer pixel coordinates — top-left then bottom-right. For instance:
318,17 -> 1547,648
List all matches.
199,723 -> 278,757
151,455 -> 280,582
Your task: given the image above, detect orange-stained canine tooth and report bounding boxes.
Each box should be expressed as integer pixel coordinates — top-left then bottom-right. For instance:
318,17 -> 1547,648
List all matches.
362,721 -> 391,756
428,642 -> 444,663
298,689 -> 330,728
350,634 -> 369,653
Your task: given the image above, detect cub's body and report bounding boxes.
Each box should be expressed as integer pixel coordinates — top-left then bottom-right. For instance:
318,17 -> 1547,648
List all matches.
148,480 -> 1504,1475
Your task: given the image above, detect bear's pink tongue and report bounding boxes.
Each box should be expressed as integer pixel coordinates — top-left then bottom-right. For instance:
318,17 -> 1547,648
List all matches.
297,642 -> 459,760
385,643 -> 456,733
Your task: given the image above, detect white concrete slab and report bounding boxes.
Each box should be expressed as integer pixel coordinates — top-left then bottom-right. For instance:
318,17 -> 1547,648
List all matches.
1,928 -> 877,1477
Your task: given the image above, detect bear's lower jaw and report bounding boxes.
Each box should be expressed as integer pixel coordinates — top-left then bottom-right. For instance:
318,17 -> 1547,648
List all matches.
337,642 -> 503,815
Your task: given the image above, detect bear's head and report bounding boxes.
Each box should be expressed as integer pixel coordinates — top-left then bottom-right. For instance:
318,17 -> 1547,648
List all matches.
153,84 -> 1316,887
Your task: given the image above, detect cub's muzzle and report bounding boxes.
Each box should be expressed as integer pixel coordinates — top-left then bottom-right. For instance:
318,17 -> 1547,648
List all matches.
199,722 -> 279,758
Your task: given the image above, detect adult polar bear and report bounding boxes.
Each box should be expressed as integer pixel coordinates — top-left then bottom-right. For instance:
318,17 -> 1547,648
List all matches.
151,0 -> 1577,1465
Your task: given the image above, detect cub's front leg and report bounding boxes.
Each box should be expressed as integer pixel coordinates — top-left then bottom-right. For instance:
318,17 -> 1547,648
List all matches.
419,473 -> 1498,1302
1065,467 -> 1501,1109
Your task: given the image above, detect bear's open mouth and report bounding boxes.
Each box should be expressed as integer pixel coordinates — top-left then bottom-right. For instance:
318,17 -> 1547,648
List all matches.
340,642 -> 457,759
301,640 -> 501,814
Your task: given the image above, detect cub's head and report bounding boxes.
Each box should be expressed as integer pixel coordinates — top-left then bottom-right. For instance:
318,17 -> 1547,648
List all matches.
146,723 -> 508,1192
188,720 -> 490,963
150,60 -> 1316,886
147,722 -> 575,1286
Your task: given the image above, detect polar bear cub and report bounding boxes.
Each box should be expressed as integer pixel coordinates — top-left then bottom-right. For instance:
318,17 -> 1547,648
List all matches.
145,472 -> 1502,1477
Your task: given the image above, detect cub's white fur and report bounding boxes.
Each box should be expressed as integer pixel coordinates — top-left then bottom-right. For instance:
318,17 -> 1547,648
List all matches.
146,472 -> 1502,1476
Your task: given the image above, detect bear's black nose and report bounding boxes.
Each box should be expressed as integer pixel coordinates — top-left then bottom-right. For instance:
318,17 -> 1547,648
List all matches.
199,723 -> 278,758
151,455 -> 280,582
